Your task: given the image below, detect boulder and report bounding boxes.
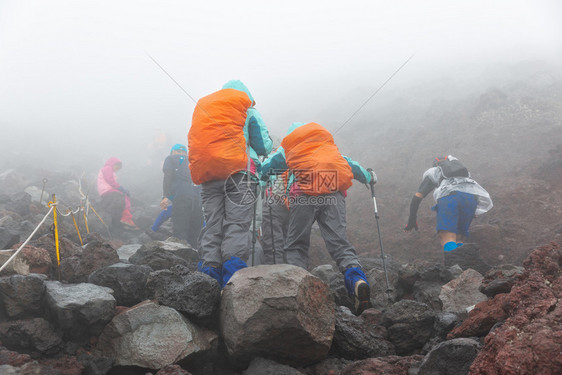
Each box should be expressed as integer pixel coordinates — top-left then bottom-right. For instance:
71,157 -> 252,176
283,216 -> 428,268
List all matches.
5,192 -> 31,217
115,244 -> 142,262
129,240 -> 199,271
24,186 -> 48,203
330,306 -> 395,360
146,265 -> 220,318
479,264 -> 524,297
418,338 -> 482,375
468,242 -> 562,374
0,170 -> 29,195
0,318 -> 63,355
97,300 -> 218,370
439,269 -> 488,319
412,281 -> 443,311
30,234 -> 82,270
381,300 -> 436,355
88,263 -> 152,306
220,264 -> 335,367
10,246 -> 52,275
0,273 -> 46,319
44,281 -> 115,341
0,345 -> 32,367
0,228 -> 19,250
60,237 -> 119,283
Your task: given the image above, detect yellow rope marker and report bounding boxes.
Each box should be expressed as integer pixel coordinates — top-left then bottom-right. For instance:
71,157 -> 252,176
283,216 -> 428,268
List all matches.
48,194 -> 61,280
82,203 -> 90,234
89,203 -> 107,227
71,211 -> 83,246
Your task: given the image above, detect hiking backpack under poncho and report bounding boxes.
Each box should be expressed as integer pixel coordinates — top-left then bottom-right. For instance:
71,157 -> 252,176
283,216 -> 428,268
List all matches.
434,156 -> 469,179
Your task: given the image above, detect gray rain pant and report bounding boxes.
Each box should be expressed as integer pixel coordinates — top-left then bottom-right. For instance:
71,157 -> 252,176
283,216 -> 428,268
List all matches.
199,173 -> 257,266
260,194 -> 290,264
284,192 -> 361,273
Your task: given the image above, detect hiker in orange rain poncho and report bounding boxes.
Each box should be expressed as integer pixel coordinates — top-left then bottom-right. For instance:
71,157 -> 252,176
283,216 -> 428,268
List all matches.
188,80 -> 272,288
260,122 -> 374,315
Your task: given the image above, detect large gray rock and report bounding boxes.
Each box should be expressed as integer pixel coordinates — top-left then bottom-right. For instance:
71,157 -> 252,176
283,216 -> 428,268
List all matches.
116,244 -> 142,262
97,300 -> 218,370
0,274 -> 46,319
381,300 -> 436,355
88,263 -> 151,306
418,338 -> 482,375
330,306 -> 395,360
0,228 -> 20,250
439,269 -> 488,319
146,265 -> 220,318
59,238 -> 120,283
220,265 -> 335,368
129,240 -> 199,271
24,186 -> 48,203
44,281 -> 115,340
413,281 -> 443,311
5,192 -> 31,217
0,318 -> 63,355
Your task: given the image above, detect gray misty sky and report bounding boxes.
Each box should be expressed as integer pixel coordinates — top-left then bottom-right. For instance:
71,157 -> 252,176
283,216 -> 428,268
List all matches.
0,0 -> 561,168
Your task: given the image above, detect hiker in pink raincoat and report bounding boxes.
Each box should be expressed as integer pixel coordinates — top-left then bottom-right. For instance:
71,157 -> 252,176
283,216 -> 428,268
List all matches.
97,157 -> 137,230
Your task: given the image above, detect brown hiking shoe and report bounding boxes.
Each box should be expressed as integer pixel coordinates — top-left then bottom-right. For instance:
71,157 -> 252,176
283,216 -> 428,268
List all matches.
354,280 -> 372,316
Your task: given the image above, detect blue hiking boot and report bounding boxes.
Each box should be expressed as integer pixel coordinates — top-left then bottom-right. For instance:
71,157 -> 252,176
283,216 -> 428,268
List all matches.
344,267 -> 372,316
221,256 -> 248,288
197,261 -> 222,285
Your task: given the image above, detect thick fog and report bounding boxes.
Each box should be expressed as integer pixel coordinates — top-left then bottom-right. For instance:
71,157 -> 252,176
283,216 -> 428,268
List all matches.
1,0 -> 561,173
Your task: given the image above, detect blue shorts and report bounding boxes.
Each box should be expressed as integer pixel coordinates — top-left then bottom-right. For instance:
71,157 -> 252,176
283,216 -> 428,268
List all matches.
432,192 -> 477,237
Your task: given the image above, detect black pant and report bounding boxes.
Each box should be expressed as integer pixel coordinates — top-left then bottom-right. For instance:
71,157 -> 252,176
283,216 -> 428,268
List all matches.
100,191 -> 125,227
172,195 -> 204,248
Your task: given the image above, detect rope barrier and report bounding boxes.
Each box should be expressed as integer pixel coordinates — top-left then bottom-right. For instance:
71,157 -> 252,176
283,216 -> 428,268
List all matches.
0,206 -> 54,273
0,178 -> 115,275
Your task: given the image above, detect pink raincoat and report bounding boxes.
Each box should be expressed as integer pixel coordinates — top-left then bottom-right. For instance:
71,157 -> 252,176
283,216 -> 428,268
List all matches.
97,157 -> 134,224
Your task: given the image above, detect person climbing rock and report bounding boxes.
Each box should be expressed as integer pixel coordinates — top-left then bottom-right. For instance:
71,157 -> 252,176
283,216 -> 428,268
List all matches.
404,155 -> 493,274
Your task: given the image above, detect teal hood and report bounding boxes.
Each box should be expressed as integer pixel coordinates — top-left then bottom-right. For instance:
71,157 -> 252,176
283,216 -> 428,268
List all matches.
222,80 -> 255,105
286,122 -> 306,135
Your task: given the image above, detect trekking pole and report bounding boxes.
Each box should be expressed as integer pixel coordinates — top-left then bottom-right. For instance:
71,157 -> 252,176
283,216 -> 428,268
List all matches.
251,185 -> 258,266
367,168 -> 392,298
267,180 -> 276,264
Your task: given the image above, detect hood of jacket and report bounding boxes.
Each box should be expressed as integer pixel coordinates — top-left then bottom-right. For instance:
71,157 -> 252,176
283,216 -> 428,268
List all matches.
222,80 -> 255,105
104,157 -> 122,168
